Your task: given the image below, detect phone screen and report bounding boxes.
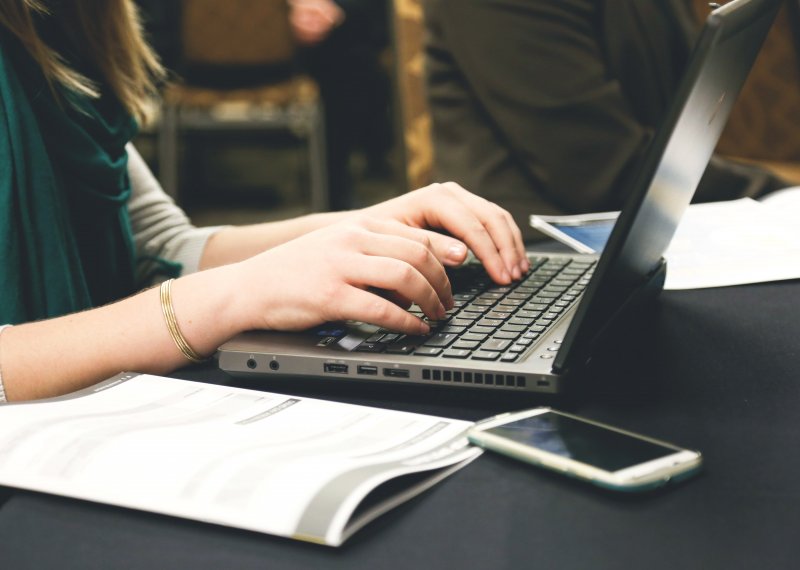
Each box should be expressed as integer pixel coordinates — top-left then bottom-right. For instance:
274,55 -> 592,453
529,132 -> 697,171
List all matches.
484,411 -> 677,472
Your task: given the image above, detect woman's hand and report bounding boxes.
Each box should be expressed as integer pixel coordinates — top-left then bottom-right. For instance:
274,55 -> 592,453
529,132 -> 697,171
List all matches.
233,218 -> 455,335
359,182 -> 529,284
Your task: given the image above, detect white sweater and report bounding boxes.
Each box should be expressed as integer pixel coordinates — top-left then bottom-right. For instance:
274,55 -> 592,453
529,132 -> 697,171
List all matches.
126,144 -> 226,284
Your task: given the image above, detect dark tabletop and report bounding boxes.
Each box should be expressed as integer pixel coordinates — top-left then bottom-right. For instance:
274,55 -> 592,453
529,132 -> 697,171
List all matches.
2,281 -> 799,569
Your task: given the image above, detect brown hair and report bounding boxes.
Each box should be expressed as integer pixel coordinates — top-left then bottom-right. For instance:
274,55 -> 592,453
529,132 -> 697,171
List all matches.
0,0 -> 165,124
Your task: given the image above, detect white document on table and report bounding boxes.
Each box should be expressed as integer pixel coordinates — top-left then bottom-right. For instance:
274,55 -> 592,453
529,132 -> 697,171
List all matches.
0,373 -> 480,547
530,190 -> 800,290
664,194 -> 800,289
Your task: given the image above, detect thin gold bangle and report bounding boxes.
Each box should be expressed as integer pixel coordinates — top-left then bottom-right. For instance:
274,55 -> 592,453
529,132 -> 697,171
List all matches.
0,324 -> 12,403
160,279 -> 207,364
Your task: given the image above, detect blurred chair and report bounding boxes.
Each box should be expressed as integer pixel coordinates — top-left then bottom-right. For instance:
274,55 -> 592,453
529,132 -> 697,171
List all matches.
158,0 -> 329,210
698,0 -> 800,184
392,0 -> 434,191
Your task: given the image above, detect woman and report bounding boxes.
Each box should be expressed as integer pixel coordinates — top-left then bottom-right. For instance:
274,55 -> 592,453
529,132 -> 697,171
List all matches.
0,1 -> 528,402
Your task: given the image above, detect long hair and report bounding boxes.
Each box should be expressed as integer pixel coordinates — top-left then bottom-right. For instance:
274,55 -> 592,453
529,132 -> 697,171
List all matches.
0,0 -> 165,124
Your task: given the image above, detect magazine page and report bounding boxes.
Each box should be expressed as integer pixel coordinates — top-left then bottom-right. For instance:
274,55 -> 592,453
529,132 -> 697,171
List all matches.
0,373 -> 480,546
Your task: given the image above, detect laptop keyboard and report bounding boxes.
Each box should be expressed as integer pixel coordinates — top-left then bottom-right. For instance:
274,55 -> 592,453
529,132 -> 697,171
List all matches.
355,256 -> 596,363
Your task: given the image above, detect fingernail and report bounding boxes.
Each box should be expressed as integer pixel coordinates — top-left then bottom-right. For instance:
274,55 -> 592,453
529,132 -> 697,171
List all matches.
521,258 -> 531,272
418,320 -> 431,334
438,303 -> 447,319
447,242 -> 467,263
502,270 -> 511,283
511,266 -> 522,280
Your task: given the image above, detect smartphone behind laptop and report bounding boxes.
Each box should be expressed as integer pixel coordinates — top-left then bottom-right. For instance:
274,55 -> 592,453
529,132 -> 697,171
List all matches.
218,0 -> 783,394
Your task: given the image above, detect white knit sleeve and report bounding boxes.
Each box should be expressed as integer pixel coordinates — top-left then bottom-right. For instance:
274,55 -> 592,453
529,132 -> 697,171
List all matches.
126,144 -> 229,285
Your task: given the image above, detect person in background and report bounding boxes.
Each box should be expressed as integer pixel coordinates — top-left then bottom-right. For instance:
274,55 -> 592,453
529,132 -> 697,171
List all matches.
424,0 -> 789,238
288,0 -> 393,210
0,0 -> 527,403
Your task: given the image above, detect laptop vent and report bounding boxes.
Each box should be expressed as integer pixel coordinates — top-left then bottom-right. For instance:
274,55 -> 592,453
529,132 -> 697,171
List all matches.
421,368 -> 527,388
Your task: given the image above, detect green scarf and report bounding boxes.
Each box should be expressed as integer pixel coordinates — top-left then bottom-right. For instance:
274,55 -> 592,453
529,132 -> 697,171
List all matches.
0,32 -> 138,324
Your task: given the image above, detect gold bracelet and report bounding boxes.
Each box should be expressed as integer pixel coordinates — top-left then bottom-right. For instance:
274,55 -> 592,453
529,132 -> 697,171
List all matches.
160,279 -> 207,364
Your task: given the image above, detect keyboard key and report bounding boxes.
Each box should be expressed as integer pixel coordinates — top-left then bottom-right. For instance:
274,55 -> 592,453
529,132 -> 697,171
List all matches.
423,333 -> 459,348
492,330 -> 519,340
443,348 -> 472,359
438,325 -> 467,334
485,311 -> 512,320
385,337 -> 424,354
414,347 -> 443,356
507,292 -> 531,301
481,339 -> 511,352
471,350 -> 501,361
478,292 -> 505,300
515,310 -> 541,319
461,332 -> 488,342
385,344 -> 416,354
453,340 -> 480,350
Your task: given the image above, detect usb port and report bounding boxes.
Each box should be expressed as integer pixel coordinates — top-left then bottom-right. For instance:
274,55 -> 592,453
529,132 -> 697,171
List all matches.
324,363 -> 349,374
383,368 -> 409,378
357,365 -> 378,375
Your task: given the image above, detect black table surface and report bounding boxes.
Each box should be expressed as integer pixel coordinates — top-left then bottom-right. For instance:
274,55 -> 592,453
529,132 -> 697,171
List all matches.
2,281 -> 799,569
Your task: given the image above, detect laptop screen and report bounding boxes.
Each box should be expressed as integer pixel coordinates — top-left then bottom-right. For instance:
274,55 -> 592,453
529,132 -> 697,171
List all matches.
554,0 -> 783,373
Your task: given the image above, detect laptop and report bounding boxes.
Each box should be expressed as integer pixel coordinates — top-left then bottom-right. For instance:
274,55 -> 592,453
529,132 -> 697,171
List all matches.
218,0 -> 782,393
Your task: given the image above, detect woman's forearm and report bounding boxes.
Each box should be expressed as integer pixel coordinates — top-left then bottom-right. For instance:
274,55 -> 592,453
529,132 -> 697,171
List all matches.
0,265 -> 248,402
199,210 -> 350,269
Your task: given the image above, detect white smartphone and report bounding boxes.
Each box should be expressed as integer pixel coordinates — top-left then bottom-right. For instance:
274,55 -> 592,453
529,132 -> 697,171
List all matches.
468,408 -> 702,492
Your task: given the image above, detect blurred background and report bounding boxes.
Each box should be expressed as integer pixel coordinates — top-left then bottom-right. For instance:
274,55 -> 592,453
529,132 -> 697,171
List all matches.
131,0 -> 800,231
133,0 -> 402,227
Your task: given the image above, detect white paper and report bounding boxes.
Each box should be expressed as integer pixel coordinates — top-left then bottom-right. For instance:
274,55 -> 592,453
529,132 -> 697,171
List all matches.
530,191 -> 800,290
664,196 -> 800,289
0,374 -> 480,546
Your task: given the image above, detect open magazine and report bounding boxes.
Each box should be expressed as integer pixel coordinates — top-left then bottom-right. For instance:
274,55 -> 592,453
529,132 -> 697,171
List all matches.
0,373 -> 480,547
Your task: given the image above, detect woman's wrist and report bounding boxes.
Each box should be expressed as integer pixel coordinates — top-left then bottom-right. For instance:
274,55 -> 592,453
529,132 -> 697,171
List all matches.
167,264 -> 254,355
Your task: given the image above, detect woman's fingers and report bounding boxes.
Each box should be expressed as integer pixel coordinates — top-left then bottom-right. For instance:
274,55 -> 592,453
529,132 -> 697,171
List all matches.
372,182 -> 529,283
450,184 -> 530,276
344,249 -> 448,321
416,187 -> 518,283
332,286 -> 431,335
358,217 -> 468,268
